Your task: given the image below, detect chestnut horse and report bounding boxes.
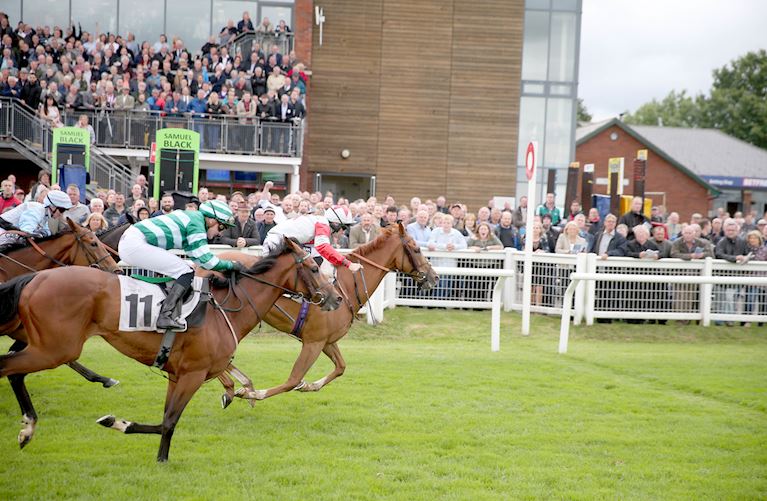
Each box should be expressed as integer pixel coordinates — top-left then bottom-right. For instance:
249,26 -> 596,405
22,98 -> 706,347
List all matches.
0,219 -> 124,388
0,238 -> 341,462
221,224 -> 437,405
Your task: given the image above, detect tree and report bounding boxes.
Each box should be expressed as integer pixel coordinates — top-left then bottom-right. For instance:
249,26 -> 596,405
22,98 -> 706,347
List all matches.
576,98 -> 592,124
623,90 -> 703,128
701,49 -> 767,149
623,50 -> 767,149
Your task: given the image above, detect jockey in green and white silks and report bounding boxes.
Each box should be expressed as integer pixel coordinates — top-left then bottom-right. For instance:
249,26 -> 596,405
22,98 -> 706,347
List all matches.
119,199 -> 245,330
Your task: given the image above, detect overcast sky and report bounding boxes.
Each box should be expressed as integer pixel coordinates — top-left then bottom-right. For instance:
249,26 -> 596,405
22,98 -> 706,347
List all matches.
579,0 -> 767,121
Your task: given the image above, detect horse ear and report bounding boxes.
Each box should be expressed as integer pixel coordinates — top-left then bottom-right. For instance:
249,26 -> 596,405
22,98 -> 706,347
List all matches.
126,213 -> 136,224
66,217 -> 79,232
397,222 -> 405,235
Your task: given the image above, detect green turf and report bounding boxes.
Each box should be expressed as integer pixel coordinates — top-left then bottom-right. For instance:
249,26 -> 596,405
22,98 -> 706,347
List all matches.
0,309 -> 765,500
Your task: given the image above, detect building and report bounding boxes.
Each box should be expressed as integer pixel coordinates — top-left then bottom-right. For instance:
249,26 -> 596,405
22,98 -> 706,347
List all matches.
1,0 -> 582,208
576,118 -> 767,220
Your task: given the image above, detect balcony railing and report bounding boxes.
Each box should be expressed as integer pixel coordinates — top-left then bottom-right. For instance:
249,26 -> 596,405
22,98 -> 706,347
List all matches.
58,110 -> 304,157
230,32 -> 294,62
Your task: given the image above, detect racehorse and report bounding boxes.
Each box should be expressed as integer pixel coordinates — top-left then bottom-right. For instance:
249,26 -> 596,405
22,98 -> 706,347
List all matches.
221,224 -> 437,405
0,219 -> 124,388
0,238 -> 341,462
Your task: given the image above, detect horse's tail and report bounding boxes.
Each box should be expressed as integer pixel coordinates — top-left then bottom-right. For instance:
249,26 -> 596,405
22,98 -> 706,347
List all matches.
0,273 -> 36,327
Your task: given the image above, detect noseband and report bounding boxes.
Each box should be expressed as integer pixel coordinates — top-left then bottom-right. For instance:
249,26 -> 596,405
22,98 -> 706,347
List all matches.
348,235 -> 429,286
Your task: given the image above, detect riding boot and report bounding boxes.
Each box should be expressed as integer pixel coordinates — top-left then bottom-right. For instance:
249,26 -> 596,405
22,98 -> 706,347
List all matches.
157,272 -> 193,331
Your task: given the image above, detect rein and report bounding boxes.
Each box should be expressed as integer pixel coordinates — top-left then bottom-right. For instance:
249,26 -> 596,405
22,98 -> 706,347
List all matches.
1,229 -> 111,269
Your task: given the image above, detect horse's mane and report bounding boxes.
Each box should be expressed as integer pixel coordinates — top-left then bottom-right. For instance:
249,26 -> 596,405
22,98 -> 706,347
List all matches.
245,238 -> 296,275
0,230 -> 74,254
353,226 -> 399,257
98,220 -> 132,238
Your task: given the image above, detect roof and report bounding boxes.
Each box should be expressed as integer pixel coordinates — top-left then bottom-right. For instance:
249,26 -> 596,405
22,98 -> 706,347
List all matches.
576,118 -> 767,195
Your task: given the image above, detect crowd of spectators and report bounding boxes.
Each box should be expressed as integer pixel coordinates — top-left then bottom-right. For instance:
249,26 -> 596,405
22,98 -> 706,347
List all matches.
0,11 -> 306,148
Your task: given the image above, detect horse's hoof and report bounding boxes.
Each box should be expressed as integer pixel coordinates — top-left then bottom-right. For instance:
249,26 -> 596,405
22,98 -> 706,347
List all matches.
18,433 -> 32,449
221,394 -> 232,409
96,415 -> 116,428
102,378 -> 120,388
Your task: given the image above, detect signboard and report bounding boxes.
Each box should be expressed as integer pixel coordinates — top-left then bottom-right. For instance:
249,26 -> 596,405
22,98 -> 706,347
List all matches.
153,128 -> 200,198
149,142 -> 157,164
51,127 -> 90,185
525,142 -> 536,181
701,176 -> 767,190
584,163 -> 595,173
637,149 -> 648,161
607,157 -> 624,195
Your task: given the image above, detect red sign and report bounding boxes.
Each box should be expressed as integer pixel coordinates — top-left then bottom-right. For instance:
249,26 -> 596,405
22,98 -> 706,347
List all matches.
149,142 -> 157,164
525,142 -> 536,181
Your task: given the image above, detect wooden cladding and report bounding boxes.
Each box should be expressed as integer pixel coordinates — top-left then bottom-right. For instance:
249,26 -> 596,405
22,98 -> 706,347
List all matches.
305,0 -> 524,210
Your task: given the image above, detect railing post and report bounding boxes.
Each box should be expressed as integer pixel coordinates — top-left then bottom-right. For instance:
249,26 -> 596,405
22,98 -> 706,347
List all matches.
573,252 -> 588,325
491,277 -> 503,352
559,278 -> 579,354
384,272 -> 397,310
502,247 -> 513,311
701,257 -> 713,326
585,253 -> 597,325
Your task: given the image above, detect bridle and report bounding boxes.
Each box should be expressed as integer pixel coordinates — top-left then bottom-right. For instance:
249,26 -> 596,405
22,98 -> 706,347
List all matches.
348,234 -> 430,287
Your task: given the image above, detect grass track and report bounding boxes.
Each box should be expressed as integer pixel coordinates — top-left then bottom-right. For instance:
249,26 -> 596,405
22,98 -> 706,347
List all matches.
0,309 -> 765,500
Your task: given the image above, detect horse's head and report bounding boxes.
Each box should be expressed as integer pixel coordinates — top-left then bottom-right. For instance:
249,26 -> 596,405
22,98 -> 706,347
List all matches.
65,218 -> 122,273
394,223 -> 438,291
283,237 -> 342,311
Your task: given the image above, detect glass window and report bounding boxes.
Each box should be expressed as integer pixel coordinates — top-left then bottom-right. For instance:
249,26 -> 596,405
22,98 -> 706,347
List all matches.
259,5 -> 293,30
20,0 -> 69,30
521,11 -> 549,81
119,0 -> 165,47
526,0 -> 550,8
517,96 -> 546,167
552,0 -> 578,11
212,1 -> 258,38
71,0 -> 117,35
550,83 -> 572,96
523,82 -> 546,94
3,0 -> 21,26
166,0 -> 211,54
206,169 -> 232,182
548,12 -> 576,82
544,98 -> 573,168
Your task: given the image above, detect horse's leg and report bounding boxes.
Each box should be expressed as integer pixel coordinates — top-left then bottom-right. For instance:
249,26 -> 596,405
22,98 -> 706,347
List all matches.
217,372 -> 235,409
238,341 -> 325,401
6,340 -> 38,448
97,380 -> 179,435
226,363 -> 256,407
67,361 -> 120,388
297,341 -> 347,393
157,370 -> 207,462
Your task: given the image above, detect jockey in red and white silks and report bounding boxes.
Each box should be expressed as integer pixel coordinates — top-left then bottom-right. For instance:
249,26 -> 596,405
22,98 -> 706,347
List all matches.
262,206 -> 362,276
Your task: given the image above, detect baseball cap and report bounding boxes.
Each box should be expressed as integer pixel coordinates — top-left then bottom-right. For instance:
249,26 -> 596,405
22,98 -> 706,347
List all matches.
263,205 -> 276,214
757,219 -> 767,226
450,203 -> 462,209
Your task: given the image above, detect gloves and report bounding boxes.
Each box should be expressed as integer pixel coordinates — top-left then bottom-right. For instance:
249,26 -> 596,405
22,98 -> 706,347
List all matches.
230,261 -> 247,274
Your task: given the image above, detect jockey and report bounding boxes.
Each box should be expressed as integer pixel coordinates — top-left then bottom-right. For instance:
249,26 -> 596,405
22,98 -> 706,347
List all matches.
119,200 -> 246,330
0,190 -> 73,246
262,205 -> 362,277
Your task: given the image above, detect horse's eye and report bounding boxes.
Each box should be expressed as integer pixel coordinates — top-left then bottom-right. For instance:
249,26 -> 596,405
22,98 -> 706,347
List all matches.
91,242 -> 98,247
311,268 -> 318,274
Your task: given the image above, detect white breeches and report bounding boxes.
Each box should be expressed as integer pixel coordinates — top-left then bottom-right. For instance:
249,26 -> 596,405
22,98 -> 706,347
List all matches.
119,226 -> 193,279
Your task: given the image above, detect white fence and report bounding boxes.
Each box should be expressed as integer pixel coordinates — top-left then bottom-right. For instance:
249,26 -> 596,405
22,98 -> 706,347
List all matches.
120,245 -> 767,335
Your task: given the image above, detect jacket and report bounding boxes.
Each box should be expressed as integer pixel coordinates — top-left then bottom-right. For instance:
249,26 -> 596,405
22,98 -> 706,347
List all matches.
589,231 -> 627,256
715,236 -> 748,262
349,224 -> 380,249
217,219 -> 261,247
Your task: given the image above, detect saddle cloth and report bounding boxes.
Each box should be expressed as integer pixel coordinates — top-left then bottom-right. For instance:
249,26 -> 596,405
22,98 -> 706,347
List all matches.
117,275 -> 205,332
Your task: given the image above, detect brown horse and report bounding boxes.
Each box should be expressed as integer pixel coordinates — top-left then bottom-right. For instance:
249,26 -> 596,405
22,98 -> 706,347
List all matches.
0,238 -> 341,461
0,219 -> 123,388
222,224 -> 437,404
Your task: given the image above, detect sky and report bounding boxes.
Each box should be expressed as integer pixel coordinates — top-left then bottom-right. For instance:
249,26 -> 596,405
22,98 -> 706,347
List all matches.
579,0 -> 767,121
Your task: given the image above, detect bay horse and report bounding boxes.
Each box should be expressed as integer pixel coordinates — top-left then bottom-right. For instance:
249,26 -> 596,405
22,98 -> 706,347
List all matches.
0,237 -> 340,462
222,223 -> 437,405
0,219 -> 124,388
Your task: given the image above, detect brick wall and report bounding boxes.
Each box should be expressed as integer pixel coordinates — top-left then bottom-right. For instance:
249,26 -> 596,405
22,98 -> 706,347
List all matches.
575,125 -> 712,222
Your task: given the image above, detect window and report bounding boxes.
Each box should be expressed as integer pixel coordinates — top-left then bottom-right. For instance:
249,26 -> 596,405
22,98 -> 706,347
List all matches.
20,0 -> 69,30
72,0 -> 117,35
119,0 -> 165,47
521,11 -> 549,81
517,97 -> 547,167
212,1 -> 258,37
548,12 -> 576,82
166,0 -> 212,54
4,0 -> 21,25
544,98 -> 573,167
259,4 -> 293,31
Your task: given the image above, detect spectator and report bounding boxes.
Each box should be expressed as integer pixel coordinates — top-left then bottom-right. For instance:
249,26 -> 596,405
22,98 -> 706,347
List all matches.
495,211 -> 520,250
256,205 -> 277,241
256,17 -> 275,35
427,214 -> 467,298
666,212 -> 682,240
567,200 -> 583,221
104,193 -> 126,227
40,95 -> 63,127
541,213 -> 559,246
151,194 -> 175,217
536,193 -> 561,226
463,212 -> 477,239
75,114 -> 96,144
238,12 -> 255,34
626,225 -> 659,259
616,223 -> 629,239
0,178 -> 20,213
589,214 -> 627,259
555,221 -> 588,254
618,196 -> 650,240
512,195 -> 528,229
89,198 -> 105,215
20,72 -> 41,110
651,225 -> 672,258
714,219 -> 749,324
468,222 -> 502,251
28,170 -> 50,202
349,212 -> 380,248
380,205 -> 399,228
671,225 -> 714,261
84,212 -> 109,232
136,206 -> 151,221
525,220 -> 553,306
63,184 -> 89,224
407,209 -> 431,248
114,83 -> 134,109
276,19 -> 291,35
743,230 -> 765,326
217,204 -> 260,248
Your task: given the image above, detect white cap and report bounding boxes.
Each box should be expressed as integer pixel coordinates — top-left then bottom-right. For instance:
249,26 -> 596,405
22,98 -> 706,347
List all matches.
325,206 -> 353,225
43,190 -> 73,209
